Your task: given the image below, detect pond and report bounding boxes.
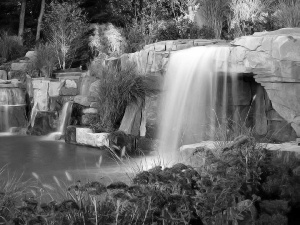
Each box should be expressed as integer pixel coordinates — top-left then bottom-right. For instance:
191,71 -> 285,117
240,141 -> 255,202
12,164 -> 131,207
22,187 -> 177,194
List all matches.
0,134 -> 134,186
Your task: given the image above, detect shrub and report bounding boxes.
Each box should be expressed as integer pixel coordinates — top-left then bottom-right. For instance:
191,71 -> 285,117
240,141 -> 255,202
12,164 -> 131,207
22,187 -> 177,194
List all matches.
0,32 -> 26,62
155,19 -> 215,41
89,63 -> 157,132
43,1 -> 87,70
156,20 -> 181,41
33,43 -> 57,77
230,0 -> 274,37
90,23 -> 127,57
123,21 -> 154,53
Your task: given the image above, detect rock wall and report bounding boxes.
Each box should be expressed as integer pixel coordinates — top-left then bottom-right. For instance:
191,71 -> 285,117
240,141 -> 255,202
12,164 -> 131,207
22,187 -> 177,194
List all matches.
24,28 -> 300,142
115,28 -> 300,141
229,28 -> 300,137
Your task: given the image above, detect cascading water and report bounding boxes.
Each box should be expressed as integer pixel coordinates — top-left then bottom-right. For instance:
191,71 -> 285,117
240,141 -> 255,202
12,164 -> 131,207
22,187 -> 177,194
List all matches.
158,46 -> 238,160
58,101 -> 73,134
0,105 -> 9,132
0,87 -> 27,133
43,101 -> 73,140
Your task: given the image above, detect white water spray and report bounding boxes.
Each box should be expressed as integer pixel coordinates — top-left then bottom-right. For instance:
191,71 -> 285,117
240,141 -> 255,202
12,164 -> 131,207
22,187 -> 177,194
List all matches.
158,46 -> 237,160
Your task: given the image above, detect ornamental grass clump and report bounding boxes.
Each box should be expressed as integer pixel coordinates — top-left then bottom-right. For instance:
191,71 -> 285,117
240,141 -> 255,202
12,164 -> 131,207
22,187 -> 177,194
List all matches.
90,63 -> 157,132
33,43 -> 57,77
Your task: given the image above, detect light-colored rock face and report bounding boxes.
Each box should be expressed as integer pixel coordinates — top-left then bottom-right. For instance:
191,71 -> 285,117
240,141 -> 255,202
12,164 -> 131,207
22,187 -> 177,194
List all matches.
32,79 -> 50,111
228,29 -> 300,137
119,100 -> 143,136
11,62 -> 32,71
120,28 -> 300,139
25,51 -> 37,62
75,127 -> 109,147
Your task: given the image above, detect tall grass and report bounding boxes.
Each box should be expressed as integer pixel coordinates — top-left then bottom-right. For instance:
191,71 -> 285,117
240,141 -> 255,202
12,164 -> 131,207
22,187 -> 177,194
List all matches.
34,43 -> 57,77
0,166 -> 38,223
90,62 -> 157,132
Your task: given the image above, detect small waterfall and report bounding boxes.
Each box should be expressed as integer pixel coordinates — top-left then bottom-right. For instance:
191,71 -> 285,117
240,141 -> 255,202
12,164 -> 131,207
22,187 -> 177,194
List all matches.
0,88 -> 25,105
58,101 -> 73,135
43,101 -> 73,140
158,46 -> 237,160
0,87 -> 27,133
29,102 -> 39,128
0,105 -> 9,132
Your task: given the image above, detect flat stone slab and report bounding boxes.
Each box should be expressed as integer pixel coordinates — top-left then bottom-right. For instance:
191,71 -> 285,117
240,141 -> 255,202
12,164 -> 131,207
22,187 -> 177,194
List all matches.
54,72 -> 83,79
74,95 -> 98,107
75,127 -> 109,147
180,141 -> 300,153
11,62 -> 31,71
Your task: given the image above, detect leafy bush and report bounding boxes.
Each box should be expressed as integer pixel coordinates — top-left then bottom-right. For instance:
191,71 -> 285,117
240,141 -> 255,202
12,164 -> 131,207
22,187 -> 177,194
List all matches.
89,63 -> 157,132
0,32 -> 26,62
123,21 -> 155,53
155,19 -> 215,41
33,43 -> 57,77
156,20 -> 181,41
275,0 -> 300,27
230,0 -> 274,37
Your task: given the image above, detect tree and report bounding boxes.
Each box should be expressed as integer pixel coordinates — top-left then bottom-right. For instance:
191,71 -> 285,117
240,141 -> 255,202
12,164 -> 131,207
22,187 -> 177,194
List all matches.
197,0 -> 230,39
43,1 -> 87,70
18,0 -> 26,42
36,0 -> 45,41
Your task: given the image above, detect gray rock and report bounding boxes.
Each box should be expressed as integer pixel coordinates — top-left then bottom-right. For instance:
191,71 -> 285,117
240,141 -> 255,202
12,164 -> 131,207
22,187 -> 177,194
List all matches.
11,62 -> 31,71
82,108 -> 98,114
119,99 -> 143,136
65,126 -> 77,144
81,114 -> 98,125
60,87 -> 78,96
0,70 -> 7,80
74,95 -> 97,107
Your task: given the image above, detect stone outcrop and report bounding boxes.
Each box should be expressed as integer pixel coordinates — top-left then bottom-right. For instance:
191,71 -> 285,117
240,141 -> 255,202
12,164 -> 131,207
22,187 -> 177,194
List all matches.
229,28 -> 300,137
113,28 -> 300,141
75,128 -> 109,147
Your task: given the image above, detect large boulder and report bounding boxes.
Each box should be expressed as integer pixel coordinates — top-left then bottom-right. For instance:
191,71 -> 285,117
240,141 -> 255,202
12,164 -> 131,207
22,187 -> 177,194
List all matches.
229,28 -> 300,137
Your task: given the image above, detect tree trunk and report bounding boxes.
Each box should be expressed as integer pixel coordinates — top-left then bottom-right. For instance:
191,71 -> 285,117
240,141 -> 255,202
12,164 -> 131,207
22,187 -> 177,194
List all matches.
36,0 -> 45,42
18,0 -> 26,43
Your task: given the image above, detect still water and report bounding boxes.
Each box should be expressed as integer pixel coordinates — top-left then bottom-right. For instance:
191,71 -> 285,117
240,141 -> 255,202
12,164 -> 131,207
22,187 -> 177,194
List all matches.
0,135 -> 132,185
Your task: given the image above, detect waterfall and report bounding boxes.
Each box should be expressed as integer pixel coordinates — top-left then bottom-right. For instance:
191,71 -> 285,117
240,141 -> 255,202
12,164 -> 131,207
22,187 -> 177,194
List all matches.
42,101 -> 73,140
58,101 -> 73,135
0,87 -> 27,133
157,46 -> 237,159
29,102 -> 38,128
0,105 -> 9,132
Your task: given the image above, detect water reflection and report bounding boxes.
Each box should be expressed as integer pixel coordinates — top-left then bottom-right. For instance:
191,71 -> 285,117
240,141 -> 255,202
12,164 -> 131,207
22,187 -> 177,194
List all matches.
0,135 -> 130,184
